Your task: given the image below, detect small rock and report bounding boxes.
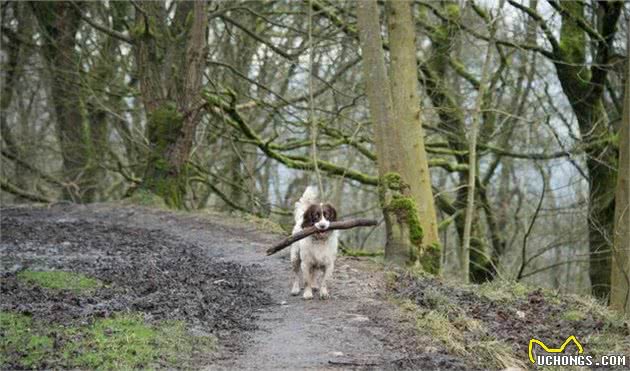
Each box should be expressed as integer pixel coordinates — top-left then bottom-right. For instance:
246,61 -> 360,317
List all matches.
516,310 -> 525,319
331,351 -> 344,357
280,301 -> 288,306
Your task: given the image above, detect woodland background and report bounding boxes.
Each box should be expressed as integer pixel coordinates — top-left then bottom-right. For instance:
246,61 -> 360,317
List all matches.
1,0 -> 629,311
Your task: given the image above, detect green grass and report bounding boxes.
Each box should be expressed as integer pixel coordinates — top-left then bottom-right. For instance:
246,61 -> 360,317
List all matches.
562,309 -> 587,321
409,304 -> 526,369
391,278 -> 528,370
340,247 -> 384,257
0,312 -> 216,370
475,280 -> 530,302
394,276 -> 630,369
0,312 -> 54,368
18,270 -> 103,293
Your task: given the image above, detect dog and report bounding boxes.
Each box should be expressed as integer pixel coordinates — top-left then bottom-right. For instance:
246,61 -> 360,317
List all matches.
290,186 -> 338,300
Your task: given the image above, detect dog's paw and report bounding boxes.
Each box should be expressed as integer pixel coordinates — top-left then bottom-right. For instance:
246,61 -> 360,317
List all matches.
290,286 -> 300,296
319,288 -> 330,300
303,289 -> 313,300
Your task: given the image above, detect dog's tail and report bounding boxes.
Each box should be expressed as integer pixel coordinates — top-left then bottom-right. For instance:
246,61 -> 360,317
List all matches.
294,185 -> 318,226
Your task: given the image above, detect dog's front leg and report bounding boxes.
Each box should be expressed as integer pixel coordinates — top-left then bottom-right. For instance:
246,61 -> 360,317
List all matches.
301,261 -> 314,300
290,250 -> 301,296
319,261 -> 334,299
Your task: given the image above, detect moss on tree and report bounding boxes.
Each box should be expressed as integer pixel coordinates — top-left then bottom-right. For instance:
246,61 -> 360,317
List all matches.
141,103 -> 187,209
380,172 -> 440,273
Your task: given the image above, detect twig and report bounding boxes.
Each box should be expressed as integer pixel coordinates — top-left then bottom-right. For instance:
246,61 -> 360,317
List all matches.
266,218 -> 377,255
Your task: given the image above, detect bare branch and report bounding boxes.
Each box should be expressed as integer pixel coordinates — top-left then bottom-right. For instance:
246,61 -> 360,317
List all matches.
266,218 -> 378,255
0,178 -> 53,203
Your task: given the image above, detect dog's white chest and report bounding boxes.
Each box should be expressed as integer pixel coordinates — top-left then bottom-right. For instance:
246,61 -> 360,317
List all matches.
299,233 -> 338,265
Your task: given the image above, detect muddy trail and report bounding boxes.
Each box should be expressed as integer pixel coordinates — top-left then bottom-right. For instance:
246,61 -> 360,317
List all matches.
1,204 -> 467,370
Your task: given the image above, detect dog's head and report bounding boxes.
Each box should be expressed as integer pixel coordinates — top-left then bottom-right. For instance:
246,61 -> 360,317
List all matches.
301,203 -> 337,238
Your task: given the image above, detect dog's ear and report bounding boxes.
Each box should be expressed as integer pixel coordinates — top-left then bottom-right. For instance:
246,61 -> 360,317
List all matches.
301,204 -> 319,229
323,203 -> 337,221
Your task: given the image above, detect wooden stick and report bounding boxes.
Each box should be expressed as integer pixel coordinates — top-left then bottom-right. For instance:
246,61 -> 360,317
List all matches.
266,218 -> 378,256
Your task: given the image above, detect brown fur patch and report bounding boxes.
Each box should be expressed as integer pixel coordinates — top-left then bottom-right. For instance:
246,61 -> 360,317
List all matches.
301,203 -> 337,230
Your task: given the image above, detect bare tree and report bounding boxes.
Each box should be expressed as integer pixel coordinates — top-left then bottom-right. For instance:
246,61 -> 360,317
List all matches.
357,0 -> 439,269
132,0 -> 208,208
610,18 -> 630,313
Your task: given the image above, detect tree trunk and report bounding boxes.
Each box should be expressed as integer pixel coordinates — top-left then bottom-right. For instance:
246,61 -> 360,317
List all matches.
1,2 -> 33,198
610,19 -> 630,313
461,40 -> 493,283
32,2 -> 92,202
386,0 -> 441,272
132,0 -> 208,208
83,2 -> 129,202
552,1 -> 621,299
357,0 -> 437,269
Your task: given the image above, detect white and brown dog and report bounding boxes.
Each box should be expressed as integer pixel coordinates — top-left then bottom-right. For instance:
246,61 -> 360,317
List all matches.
290,186 -> 338,300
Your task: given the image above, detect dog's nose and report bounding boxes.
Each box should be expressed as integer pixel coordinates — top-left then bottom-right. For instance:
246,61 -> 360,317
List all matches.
315,221 -> 329,230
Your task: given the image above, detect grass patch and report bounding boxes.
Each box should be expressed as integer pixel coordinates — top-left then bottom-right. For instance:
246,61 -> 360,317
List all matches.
412,308 -> 525,369
0,312 -> 216,369
18,270 -> 102,293
569,295 -> 630,357
475,280 -> 530,302
0,312 -> 53,368
562,309 -> 587,321
416,309 -> 467,355
391,276 -> 527,370
340,247 -> 384,258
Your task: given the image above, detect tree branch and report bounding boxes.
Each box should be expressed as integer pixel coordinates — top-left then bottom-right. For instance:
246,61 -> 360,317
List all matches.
266,218 -> 378,255
72,3 -> 133,44
220,15 -> 297,61
0,178 -> 53,203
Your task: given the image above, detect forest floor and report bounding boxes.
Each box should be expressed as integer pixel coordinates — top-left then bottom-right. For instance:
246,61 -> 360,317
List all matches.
1,203 -> 628,370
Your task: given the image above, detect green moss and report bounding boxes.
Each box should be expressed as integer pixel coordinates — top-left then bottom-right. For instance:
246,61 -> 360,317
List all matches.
0,312 -> 216,370
388,196 -> 424,246
421,242 -> 441,275
558,1 -> 590,85
147,103 -> 183,151
341,247 -> 384,258
380,173 -> 437,269
444,3 -> 461,19
18,270 -> 102,293
382,172 -> 404,191
142,103 -> 187,209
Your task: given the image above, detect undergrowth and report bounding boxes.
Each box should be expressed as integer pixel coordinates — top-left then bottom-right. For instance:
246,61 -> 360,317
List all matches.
390,271 -> 630,370
0,312 -> 216,369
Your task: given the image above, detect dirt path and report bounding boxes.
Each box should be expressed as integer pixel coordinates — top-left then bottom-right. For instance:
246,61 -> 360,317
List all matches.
2,204 -> 465,370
